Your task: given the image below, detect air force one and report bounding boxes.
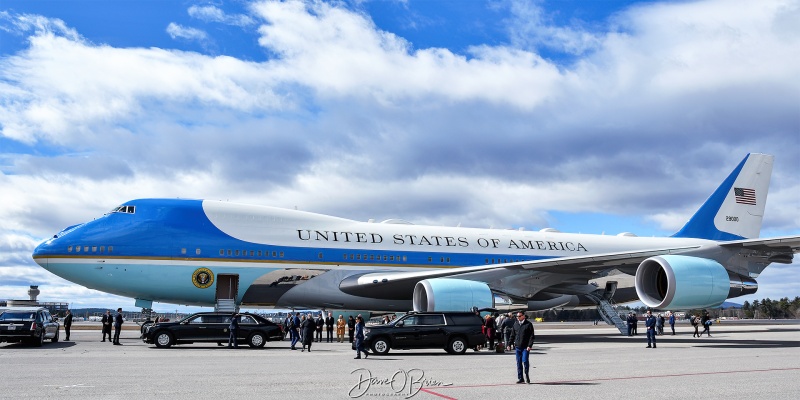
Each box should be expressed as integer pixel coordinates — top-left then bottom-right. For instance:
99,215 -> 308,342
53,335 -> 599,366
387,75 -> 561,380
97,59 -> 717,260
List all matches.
33,153 -> 799,320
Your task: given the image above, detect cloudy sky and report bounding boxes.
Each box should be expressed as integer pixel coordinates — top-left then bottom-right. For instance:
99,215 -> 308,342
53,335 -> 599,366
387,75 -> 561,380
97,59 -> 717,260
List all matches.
0,0 -> 798,312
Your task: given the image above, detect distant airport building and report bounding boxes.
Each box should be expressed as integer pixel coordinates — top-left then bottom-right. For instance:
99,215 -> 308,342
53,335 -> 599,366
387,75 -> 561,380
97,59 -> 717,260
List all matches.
0,285 -> 69,315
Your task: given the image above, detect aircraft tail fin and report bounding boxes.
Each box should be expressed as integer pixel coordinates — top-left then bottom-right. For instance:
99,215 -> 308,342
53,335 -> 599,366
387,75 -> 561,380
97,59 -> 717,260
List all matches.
672,153 -> 773,240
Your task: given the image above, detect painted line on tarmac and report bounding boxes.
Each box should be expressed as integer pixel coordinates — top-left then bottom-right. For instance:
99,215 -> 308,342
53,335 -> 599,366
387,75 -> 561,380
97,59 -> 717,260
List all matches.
419,367 -> 800,399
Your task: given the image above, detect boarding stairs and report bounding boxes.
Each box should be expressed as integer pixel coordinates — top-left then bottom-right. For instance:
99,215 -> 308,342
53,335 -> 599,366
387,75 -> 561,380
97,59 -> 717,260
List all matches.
215,298 -> 237,313
588,281 -> 628,335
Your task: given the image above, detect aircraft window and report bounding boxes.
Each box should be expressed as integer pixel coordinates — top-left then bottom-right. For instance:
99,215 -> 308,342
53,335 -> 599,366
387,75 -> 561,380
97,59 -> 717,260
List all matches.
220,249 -> 224,256
258,250 -> 262,257
92,246 -> 97,252
181,248 -> 187,255
235,250 -> 240,256
227,250 -> 232,256
349,254 -> 354,260
250,250 -> 254,257
68,246 -> 72,252
75,246 -> 81,253
428,257 -> 432,262
485,259 -> 488,264
84,246 -> 89,252
343,254 -> 347,260
383,255 -> 387,261
403,256 -> 407,262
447,258 -> 450,263
370,255 -> 374,260
356,254 -> 361,260
100,246 -> 105,253
279,252 -> 284,257
272,251 -> 277,257
318,252 -> 323,259
363,254 -> 367,260
108,246 -> 113,253
196,249 -> 201,255
440,257 -> 444,262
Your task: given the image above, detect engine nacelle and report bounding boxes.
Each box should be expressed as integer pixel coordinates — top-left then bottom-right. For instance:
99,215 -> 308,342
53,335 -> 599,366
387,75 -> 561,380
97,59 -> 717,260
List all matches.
413,278 -> 493,312
635,255 -> 757,309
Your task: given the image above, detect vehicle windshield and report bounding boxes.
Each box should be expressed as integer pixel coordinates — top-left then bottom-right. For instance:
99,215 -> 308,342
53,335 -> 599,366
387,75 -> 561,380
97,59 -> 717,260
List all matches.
0,312 -> 36,321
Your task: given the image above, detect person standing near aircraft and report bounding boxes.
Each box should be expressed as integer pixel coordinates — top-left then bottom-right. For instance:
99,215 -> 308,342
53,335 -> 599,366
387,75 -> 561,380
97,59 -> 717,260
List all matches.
669,312 -> 676,335
353,315 -> 368,359
512,312 -> 534,384
101,310 -> 113,342
336,315 -> 346,343
656,313 -> 665,335
228,313 -> 239,348
502,313 -> 515,351
314,314 -> 324,342
325,312 -> 334,343
113,308 -> 123,345
301,313 -> 316,352
691,314 -> 700,337
645,310 -> 657,348
347,315 -> 355,343
62,310 -> 73,341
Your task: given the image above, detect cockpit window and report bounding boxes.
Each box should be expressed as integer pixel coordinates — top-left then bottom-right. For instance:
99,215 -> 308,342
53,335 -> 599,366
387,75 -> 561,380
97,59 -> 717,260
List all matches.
111,205 -> 136,214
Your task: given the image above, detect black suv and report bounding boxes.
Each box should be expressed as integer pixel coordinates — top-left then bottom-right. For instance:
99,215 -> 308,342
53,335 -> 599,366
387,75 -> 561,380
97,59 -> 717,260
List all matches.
364,312 -> 484,355
0,307 -> 60,346
143,312 -> 283,348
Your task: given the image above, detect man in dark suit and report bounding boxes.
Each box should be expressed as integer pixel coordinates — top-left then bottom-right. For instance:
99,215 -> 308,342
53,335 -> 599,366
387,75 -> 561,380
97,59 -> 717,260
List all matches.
314,314 -> 324,342
645,310 -> 657,348
113,308 -> 124,345
63,310 -> 73,341
325,312 -> 334,343
228,313 -> 239,348
101,310 -> 113,342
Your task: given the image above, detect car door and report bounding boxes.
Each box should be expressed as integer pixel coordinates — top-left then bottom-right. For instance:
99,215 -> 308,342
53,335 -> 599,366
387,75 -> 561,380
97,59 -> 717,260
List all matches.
175,315 -> 206,341
42,311 -> 57,339
392,315 -> 419,348
414,314 -> 446,347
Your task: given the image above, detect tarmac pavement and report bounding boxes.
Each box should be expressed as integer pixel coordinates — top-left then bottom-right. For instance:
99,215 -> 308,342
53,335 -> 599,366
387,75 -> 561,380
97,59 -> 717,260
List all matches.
1,321 -> 797,400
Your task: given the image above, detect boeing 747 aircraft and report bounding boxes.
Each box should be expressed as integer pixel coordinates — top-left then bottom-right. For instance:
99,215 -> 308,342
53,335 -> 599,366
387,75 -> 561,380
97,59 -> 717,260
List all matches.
33,154 -> 799,321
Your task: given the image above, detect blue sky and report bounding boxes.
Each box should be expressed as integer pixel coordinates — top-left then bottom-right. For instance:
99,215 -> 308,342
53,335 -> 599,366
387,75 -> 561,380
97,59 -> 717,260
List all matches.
0,0 -> 798,312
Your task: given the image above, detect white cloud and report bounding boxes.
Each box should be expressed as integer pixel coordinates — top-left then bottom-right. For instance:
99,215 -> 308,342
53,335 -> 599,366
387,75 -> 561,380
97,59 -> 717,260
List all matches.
188,5 -> 256,27
166,22 -> 209,42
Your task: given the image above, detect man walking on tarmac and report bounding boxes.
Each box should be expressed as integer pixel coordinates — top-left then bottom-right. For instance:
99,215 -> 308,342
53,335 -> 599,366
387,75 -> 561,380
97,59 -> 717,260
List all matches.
645,310 -> 657,348
512,312 -> 535,384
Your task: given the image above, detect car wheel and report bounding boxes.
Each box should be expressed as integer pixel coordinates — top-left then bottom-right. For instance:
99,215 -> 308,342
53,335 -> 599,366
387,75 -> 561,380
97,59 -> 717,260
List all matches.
249,332 -> 266,348
52,330 -> 59,343
35,332 -> 44,347
447,336 -> 467,354
154,331 -> 174,348
371,337 -> 390,355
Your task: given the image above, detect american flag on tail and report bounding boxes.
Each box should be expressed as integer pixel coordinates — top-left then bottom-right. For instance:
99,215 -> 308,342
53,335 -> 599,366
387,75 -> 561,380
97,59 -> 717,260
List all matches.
734,187 -> 756,205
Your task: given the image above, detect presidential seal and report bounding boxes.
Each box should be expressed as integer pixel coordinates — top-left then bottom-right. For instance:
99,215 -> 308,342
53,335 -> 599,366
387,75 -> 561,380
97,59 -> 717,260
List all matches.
192,268 -> 214,289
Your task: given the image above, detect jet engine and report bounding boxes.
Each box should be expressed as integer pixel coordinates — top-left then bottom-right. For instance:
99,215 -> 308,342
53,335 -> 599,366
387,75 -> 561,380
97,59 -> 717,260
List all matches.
413,278 -> 493,312
635,255 -> 757,309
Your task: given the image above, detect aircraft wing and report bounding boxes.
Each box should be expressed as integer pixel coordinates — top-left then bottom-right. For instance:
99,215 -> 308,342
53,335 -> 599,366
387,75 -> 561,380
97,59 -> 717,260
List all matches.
717,235 -> 800,264
339,245 -> 704,299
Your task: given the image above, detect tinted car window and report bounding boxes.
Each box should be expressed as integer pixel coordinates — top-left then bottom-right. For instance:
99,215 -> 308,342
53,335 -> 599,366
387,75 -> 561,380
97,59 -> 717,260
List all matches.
401,316 -> 418,326
0,312 -> 36,320
188,316 -> 205,324
448,315 -> 483,325
239,316 -> 257,325
417,315 -> 445,325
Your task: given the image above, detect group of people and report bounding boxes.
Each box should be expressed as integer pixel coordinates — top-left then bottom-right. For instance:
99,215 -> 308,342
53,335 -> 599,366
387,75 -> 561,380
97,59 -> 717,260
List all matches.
690,311 -> 713,337
477,312 -> 519,352
283,312 -> 365,355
